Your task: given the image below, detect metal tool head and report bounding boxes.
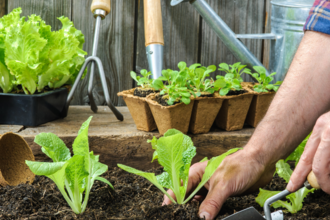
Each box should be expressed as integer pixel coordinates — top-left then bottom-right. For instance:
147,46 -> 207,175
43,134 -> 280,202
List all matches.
222,207 -> 284,220
170,0 -> 190,6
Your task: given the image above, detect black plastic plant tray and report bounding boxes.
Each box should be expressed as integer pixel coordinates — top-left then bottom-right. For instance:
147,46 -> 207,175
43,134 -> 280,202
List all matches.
0,87 -> 69,127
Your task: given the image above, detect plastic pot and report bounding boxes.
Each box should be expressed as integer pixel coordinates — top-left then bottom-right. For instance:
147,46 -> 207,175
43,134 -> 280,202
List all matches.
189,95 -> 223,134
215,91 -> 254,131
0,132 -> 35,187
0,87 -> 68,126
118,88 -> 157,132
146,94 -> 194,135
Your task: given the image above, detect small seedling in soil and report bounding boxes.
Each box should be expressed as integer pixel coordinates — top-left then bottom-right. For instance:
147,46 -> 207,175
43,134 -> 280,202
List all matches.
218,62 -> 251,83
130,69 -> 158,97
152,62 -> 195,105
256,135 -> 314,214
247,66 -> 283,93
118,129 -> 240,204
25,116 -> 113,214
215,74 -> 244,96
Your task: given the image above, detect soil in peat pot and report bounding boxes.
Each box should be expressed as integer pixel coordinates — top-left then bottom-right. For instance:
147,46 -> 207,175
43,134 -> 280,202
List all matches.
226,89 -> 247,96
0,167 -> 329,220
156,95 -> 181,107
133,88 -> 156,98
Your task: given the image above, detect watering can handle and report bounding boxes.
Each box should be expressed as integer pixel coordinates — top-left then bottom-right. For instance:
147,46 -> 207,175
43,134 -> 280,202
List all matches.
144,0 -> 164,46
91,0 -> 111,15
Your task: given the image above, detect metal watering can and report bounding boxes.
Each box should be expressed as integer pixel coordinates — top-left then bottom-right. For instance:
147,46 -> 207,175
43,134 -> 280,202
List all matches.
171,0 -> 314,82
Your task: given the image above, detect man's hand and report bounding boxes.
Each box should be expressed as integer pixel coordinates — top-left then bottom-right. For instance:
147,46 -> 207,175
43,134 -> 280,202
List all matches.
287,112 -> 330,194
163,149 -> 275,220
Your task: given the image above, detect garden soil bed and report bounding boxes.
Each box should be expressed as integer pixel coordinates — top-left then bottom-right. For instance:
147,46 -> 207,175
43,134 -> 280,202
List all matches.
1,167 -> 329,220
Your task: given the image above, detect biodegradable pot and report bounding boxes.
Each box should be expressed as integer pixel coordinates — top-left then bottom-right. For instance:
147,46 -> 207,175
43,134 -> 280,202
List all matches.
246,91 -> 275,127
0,132 -> 35,187
189,94 -> 224,134
146,94 -> 194,135
215,91 -> 254,131
118,88 -> 157,132
0,87 -> 68,126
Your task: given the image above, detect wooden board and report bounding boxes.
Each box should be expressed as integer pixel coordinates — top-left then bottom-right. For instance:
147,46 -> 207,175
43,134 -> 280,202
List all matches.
0,0 -> 6,17
135,0 -> 200,80
200,0 -> 265,81
0,106 -> 254,170
70,0 -> 136,107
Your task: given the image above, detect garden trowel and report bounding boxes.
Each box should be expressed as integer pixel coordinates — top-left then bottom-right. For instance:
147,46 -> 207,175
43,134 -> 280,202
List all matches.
144,0 -> 164,79
222,170 -> 320,220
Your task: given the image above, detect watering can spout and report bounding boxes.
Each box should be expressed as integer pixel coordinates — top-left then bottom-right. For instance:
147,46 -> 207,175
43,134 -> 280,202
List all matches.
171,0 -> 269,75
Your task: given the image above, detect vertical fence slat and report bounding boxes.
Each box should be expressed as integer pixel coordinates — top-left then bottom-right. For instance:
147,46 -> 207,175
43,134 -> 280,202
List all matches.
0,0 -> 6,17
135,0 -> 200,75
263,0 -> 271,69
200,0 -> 265,81
71,0 -> 135,106
8,0 -> 72,31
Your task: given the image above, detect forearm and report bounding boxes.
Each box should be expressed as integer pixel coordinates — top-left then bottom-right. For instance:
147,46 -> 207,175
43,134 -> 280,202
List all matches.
245,31 -> 330,166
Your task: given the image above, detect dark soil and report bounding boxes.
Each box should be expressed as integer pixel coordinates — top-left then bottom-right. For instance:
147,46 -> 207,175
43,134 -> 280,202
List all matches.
0,167 -> 329,220
226,89 -> 247,96
156,95 -> 180,106
134,87 -> 156,98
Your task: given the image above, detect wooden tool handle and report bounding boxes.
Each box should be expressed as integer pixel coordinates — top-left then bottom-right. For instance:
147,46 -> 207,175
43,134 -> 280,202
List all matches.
307,171 -> 320,189
144,0 -> 164,46
91,0 -> 111,14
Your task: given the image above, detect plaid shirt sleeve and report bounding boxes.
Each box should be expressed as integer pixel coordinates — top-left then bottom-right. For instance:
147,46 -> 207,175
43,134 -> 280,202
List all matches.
304,0 -> 330,34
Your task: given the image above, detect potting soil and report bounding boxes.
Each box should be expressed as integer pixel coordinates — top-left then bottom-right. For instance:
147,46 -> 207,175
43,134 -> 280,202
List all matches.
134,88 -> 156,97
0,167 -> 329,219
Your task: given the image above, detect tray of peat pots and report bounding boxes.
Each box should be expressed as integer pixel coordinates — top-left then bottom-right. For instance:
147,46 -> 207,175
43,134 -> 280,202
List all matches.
244,66 -> 283,127
0,8 -> 87,126
146,62 -> 195,135
214,62 -> 255,131
117,70 -> 158,132
183,62 -> 227,134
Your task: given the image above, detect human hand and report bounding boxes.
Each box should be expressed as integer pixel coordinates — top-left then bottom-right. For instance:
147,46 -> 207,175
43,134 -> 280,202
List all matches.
162,149 -> 275,220
287,112 -> 330,194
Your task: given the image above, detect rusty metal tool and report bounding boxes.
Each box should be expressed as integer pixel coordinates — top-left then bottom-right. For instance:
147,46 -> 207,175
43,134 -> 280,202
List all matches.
223,170 -> 320,220
67,0 -> 123,121
144,0 -> 164,79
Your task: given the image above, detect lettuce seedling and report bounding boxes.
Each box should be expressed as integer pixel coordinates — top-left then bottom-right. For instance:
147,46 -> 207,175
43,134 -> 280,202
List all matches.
215,73 -> 242,96
118,129 -> 240,204
130,69 -> 153,89
25,116 -> 113,214
152,62 -> 194,105
218,62 -> 251,83
256,135 -> 314,214
247,66 -> 282,93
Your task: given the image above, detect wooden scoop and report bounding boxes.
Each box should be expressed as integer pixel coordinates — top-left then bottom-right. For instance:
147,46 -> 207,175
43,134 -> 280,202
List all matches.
0,132 -> 35,187
306,170 -> 320,189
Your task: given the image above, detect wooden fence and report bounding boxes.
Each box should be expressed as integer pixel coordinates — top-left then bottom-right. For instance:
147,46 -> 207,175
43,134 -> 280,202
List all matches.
3,0 -> 271,106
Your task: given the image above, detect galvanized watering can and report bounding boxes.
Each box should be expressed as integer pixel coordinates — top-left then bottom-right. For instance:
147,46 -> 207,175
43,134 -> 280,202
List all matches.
171,0 -> 314,82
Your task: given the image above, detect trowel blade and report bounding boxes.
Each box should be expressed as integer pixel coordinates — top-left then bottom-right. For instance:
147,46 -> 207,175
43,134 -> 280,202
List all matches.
222,207 -> 265,220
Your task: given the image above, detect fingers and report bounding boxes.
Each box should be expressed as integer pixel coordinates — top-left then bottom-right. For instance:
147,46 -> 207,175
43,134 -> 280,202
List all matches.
163,189 -> 176,205
312,126 -> 330,193
199,177 -> 231,220
287,129 -> 320,192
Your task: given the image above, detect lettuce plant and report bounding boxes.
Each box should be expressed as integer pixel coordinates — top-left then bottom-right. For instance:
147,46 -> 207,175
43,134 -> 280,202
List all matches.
247,66 -> 282,93
0,8 -> 87,94
118,129 -> 240,204
130,69 -> 153,89
25,116 -> 113,214
215,74 -> 242,96
152,62 -> 194,105
218,62 -> 251,83
256,135 -> 314,214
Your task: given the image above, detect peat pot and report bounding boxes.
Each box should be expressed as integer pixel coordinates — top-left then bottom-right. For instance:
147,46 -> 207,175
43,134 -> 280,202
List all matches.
118,88 -> 157,132
0,132 -> 35,187
215,91 -> 254,131
189,95 -> 223,134
146,94 -> 194,135
0,87 -> 68,126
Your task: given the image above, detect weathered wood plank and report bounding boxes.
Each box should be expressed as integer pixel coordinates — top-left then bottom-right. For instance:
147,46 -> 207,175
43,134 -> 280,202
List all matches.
0,0 -> 6,18
8,0 -> 72,31
70,0 -> 136,106
135,0 -> 200,77
201,0 -> 265,81
7,106 -> 254,170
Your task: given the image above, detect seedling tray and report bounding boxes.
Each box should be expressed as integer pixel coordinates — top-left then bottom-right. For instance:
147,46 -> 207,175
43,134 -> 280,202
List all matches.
0,87 -> 68,126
